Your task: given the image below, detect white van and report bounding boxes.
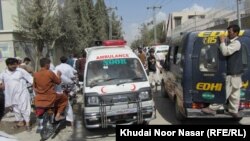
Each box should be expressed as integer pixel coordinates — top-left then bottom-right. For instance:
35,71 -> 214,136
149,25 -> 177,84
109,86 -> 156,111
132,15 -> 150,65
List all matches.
83,40 -> 156,128
152,45 -> 169,62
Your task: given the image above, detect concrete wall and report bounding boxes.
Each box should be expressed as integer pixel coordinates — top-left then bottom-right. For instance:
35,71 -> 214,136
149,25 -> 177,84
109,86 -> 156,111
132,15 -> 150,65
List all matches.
0,32 -> 15,70
1,0 -> 18,30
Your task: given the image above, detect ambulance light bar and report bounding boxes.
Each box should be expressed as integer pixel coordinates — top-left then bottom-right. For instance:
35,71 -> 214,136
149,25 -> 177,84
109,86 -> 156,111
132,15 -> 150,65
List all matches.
102,40 -> 126,46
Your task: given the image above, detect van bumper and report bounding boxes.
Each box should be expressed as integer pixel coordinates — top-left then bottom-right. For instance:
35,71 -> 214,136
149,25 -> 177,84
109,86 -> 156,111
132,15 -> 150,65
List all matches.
186,108 -> 250,118
84,105 -> 156,128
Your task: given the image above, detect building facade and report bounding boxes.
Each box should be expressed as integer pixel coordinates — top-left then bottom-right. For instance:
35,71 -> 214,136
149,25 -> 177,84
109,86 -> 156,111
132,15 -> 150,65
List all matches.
167,1 -> 250,40
0,0 -> 27,71
0,0 -> 60,71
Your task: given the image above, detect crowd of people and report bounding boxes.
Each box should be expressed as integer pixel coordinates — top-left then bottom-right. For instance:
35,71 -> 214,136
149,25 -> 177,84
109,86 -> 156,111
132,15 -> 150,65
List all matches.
0,51 -> 87,137
0,24 -> 245,140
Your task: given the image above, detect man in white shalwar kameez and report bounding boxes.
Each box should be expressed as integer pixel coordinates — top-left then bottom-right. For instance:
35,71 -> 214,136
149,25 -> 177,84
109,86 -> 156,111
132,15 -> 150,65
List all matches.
0,58 -> 33,131
55,56 -> 77,128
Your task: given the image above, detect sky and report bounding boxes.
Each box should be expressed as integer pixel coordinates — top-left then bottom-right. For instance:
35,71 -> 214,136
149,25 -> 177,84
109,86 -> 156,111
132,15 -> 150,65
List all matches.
105,0 -> 236,44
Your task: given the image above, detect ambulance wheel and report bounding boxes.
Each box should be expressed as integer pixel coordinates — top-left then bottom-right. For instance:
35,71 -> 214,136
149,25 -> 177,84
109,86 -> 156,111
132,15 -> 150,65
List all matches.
175,98 -> 185,121
160,79 -> 168,98
142,121 -> 149,125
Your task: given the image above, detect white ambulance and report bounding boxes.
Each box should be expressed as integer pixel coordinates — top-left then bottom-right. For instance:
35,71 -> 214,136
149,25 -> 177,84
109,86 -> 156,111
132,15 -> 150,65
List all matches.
83,40 -> 156,128
153,45 -> 169,62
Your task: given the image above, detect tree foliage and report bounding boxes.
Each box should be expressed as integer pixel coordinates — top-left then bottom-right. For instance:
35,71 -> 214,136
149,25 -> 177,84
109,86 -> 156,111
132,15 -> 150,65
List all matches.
111,12 -> 123,39
17,0 -> 124,68
131,21 -> 167,48
58,0 -> 123,53
17,0 -> 62,70
94,0 -> 109,41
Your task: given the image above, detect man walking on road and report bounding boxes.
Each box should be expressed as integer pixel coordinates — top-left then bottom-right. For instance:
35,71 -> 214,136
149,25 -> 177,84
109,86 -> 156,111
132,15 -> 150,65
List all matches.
0,58 -> 33,131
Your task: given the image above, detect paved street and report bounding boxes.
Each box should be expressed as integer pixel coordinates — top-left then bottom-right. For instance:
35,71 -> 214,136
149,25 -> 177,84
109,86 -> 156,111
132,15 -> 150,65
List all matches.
1,89 -> 250,141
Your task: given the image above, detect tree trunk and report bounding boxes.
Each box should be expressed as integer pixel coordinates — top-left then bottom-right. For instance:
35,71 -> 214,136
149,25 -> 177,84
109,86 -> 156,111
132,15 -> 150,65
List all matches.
34,40 -> 44,71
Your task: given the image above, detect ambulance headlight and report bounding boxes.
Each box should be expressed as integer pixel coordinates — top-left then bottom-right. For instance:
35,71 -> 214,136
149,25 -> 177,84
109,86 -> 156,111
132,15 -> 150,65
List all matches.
87,96 -> 99,105
139,91 -> 150,100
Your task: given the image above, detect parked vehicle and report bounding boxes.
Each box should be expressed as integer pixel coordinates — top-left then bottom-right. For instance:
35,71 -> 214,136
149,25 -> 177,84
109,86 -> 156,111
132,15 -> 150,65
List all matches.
152,45 -> 169,65
161,30 -> 250,120
83,40 -> 156,128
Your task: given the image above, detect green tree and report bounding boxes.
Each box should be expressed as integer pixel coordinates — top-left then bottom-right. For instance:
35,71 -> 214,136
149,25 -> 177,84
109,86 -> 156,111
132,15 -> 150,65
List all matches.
140,23 -> 151,46
17,0 -> 62,70
86,0 -> 95,46
156,21 -> 166,43
133,21 -> 167,47
80,0 -> 94,47
59,0 -> 93,54
111,12 -> 123,39
58,1 -> 79,53
94,0 -> 109,41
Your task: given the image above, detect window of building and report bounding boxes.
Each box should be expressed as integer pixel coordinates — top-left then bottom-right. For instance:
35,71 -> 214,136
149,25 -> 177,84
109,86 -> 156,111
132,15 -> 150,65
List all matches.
188,15 -> 195,19
174,17 -> 182,27
188,15 -> 205,19
199,15 -> 205,19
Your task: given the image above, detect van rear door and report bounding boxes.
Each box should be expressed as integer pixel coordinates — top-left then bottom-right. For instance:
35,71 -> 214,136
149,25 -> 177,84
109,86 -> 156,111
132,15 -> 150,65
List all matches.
238,33 -> 250,101
191,35 -> 226,104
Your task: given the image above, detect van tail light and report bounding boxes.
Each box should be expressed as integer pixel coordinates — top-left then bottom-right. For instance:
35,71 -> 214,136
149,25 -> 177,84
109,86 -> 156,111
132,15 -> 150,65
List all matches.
192,103 -> 204,109
240,102 -> 250,108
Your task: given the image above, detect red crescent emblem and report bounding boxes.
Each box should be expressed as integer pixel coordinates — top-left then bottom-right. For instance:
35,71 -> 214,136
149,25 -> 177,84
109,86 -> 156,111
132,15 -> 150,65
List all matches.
131,84 -> 136,91
101,87 -> 106,94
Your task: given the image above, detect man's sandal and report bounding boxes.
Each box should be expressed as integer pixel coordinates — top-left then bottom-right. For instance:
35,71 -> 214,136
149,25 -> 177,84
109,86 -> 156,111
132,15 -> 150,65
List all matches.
12,124 -> 23,129
12,121 -> 25,129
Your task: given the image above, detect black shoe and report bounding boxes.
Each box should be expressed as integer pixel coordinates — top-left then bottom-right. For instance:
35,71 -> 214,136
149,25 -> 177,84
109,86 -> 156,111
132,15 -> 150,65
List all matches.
201,107 -> 216,115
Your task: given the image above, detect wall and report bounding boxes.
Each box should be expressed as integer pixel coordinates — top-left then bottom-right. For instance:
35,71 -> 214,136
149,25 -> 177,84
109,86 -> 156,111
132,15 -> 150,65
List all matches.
1,0 -> 18,30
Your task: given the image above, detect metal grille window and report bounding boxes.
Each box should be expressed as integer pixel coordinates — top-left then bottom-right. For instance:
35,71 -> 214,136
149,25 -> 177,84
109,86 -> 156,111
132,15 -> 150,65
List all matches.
199,45 -> 218,72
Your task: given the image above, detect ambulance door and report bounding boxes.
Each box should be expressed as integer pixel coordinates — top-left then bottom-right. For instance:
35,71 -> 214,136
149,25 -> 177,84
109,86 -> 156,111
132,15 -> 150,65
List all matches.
191,37 -> 226,104
239,34 -> 250,101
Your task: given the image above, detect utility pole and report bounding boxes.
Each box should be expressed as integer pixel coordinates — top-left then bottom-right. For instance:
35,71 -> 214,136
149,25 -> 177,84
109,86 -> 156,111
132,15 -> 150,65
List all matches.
236,0 -> 241,28
194,12 -> 197,31
147,6 -> 161,44
107,7 -> 117,40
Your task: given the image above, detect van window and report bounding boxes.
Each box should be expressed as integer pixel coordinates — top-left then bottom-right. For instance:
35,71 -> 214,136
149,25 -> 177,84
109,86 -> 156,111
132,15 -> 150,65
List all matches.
86,58 -> 147,87
175,45 -> 183,65
199,44 -> 218,72
173,46 -> 179,64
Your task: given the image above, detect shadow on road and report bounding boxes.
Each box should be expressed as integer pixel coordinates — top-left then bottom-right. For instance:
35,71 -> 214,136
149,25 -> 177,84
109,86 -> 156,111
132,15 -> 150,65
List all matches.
152,90 -> 244,125
67,103 -> 115,141
152,90 -> 180,125
182,118 -> 242,125
84,127 -> 116,140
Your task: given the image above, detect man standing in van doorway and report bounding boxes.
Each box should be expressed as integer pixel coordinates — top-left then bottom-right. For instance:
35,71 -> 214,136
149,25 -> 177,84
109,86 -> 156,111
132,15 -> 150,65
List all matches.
202,24 -> 243,118
220,24 -> 243,118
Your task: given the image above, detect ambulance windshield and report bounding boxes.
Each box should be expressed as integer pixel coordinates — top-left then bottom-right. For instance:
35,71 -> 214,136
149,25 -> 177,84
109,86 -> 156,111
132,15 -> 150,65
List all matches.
86,58 -> 147,87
